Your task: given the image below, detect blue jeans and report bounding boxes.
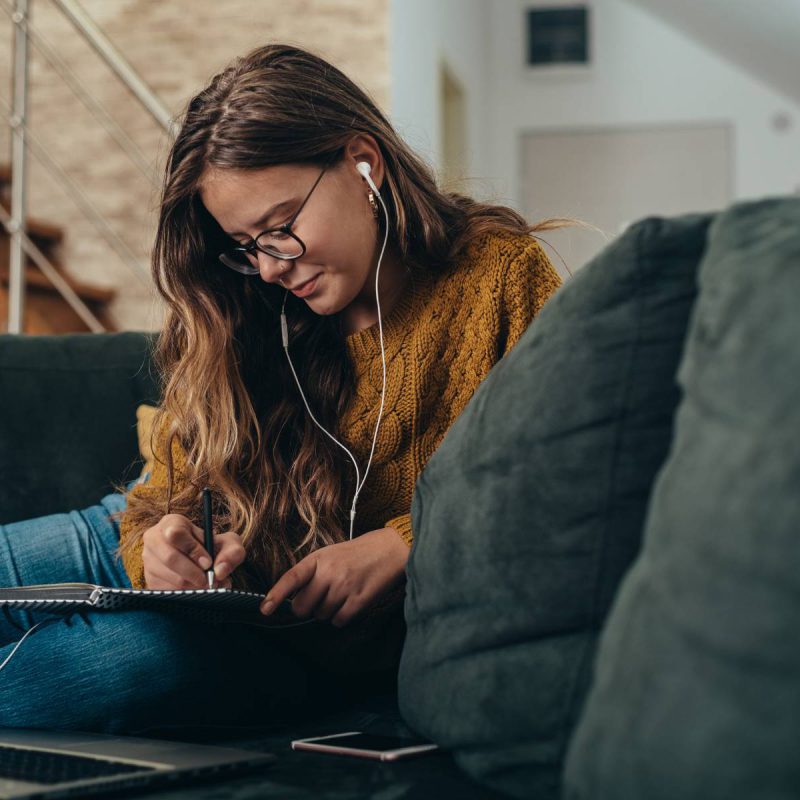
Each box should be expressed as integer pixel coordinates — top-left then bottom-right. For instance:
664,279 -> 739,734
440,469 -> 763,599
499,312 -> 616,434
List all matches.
0,489 -> 366,736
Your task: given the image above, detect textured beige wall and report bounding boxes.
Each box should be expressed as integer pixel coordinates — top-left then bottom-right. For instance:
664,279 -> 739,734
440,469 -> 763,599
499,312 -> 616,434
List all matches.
0,0 -> 390,330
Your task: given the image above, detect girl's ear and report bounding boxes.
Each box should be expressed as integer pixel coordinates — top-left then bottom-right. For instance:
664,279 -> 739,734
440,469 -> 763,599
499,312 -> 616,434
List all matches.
344,133 -> 384,190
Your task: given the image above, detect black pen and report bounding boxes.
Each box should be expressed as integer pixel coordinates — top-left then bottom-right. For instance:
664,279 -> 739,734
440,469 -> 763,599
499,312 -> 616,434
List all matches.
202,487 -> 215,589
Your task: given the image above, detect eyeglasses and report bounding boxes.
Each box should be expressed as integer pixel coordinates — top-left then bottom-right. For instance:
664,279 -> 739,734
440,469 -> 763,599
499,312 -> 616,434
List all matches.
218,151 -> 338,275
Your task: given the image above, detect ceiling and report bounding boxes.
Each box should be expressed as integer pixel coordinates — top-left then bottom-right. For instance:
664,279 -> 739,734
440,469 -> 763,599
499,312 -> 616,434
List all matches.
624,0 -> 800,106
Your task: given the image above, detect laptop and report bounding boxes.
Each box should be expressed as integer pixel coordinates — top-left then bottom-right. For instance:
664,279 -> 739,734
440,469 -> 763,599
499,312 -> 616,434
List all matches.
0,727 -> 276,799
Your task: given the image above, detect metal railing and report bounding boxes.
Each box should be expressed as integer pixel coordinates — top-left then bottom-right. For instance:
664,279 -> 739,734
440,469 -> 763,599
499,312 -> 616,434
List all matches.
49,0 -> 177,136
6,0 -> 29,334
2,0 -> 174,333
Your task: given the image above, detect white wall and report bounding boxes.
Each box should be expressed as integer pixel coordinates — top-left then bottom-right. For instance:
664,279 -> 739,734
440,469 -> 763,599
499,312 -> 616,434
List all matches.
389,0 -> 493,198
486,0 -> 800,215
628,0 -> 800,106
521,124 -> 734,274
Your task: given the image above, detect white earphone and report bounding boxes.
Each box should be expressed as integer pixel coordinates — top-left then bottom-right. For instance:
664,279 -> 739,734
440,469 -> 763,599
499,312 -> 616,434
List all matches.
356,160 -> 379,195
280,157 -> 390,545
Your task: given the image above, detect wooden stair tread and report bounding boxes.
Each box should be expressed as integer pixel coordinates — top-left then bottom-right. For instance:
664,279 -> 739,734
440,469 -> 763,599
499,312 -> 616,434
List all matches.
0,289 -> 117,334
0,264 -> 115,304
1,164 -> 118,333
0,198 -> 64,244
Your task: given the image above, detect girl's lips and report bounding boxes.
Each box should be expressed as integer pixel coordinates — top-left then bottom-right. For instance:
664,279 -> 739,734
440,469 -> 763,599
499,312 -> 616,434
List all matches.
291,273 -> 320,297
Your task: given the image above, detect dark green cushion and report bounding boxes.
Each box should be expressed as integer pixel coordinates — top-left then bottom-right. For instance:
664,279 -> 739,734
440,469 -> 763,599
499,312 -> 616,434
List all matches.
398,213 -> 713,799
564,196 -> 800,800
0,332 -> 159,524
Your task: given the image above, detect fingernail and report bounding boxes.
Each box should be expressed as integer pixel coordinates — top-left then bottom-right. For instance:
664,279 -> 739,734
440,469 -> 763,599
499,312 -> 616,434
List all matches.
198,556 -> 211,570
214,562 -> 227,579
260,600 -> 274,615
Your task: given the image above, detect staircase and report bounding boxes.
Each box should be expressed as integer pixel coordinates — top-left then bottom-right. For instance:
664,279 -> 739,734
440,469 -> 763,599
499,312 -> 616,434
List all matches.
0,164 -> 117,334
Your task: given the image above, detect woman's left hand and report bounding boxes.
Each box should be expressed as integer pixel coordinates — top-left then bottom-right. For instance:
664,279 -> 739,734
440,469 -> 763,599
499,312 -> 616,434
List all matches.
259,527 -> 410,627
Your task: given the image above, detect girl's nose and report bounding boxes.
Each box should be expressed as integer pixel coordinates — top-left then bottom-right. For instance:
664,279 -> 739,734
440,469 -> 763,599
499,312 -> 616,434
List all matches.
257,251 -> 291,285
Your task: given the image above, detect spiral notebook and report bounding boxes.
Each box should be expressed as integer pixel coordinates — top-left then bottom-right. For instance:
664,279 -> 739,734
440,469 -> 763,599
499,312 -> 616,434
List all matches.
0,582 -> 296,628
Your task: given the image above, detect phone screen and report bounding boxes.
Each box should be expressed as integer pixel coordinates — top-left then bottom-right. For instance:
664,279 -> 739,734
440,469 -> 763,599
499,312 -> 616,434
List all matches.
316,733 -> 431,751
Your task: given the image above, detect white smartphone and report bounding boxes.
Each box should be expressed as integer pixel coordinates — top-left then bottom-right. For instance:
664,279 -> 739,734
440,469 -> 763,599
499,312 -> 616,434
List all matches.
291,731 -> 440,761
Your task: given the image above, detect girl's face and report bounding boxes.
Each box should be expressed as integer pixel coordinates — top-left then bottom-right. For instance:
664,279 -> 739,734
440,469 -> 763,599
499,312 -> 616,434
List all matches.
199,136 -> 390,320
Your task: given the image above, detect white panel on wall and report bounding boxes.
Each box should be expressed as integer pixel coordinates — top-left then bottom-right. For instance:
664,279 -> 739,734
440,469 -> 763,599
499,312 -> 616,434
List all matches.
522,123 -> 732,276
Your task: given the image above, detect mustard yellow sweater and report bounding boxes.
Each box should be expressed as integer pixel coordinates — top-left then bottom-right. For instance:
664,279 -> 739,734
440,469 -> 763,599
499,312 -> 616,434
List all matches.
118,230 -> 562,674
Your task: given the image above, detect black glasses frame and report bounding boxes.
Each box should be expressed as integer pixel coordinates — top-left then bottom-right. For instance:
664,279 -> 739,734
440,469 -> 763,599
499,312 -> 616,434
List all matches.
218,150 -> 340,274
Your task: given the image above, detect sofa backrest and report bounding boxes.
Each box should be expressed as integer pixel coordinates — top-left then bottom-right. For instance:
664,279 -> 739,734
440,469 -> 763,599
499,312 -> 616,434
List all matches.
0,331 -> 159,524
398,210 -> 714,799
564,195 -> 800,800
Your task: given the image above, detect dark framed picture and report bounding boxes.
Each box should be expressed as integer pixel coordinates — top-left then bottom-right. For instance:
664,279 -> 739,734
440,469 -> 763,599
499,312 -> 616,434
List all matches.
526,6 -> 590,67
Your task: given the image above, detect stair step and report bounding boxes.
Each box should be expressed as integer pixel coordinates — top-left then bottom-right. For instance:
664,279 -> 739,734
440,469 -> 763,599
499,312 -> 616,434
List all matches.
1,165 -> 117,333
0,198 -> 64,245
0,165 -> 64,244
0,263 -> 115,305
0,287 -> 117,334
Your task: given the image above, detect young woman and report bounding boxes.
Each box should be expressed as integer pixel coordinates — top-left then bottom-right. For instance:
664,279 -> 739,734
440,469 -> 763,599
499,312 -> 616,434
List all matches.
0,43 -> 566,735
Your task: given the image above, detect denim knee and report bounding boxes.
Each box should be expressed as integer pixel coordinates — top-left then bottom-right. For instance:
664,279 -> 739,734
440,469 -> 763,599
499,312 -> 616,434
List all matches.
0,608 -> 321,734
0,609 -> 202,733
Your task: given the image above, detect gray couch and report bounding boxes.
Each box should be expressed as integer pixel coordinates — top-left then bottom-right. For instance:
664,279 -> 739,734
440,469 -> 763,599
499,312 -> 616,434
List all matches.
399,195 -> 800,800
1,194 -> 797,799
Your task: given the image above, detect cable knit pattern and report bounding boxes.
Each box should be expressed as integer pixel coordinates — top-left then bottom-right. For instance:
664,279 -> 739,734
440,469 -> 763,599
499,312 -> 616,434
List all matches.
117,230 -> 562,674
338,230 -> 562,551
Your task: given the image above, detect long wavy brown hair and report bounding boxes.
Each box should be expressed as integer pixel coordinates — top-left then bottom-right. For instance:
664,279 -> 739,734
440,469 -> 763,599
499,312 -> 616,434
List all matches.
114,43 -> 582,592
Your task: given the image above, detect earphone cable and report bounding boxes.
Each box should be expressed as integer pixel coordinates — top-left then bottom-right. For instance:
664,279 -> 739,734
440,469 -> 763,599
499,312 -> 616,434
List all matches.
280,175 -> 390,543
0,615 -> 62,674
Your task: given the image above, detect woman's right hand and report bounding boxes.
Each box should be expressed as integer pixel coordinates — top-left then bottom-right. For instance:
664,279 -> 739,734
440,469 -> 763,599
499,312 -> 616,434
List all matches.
142,513 -> 246,590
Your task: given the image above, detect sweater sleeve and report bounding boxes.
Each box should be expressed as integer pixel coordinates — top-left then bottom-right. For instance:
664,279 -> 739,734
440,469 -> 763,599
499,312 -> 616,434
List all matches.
118,412 -> 190,589
384,512 -> 414,548
498,237 -> 563,358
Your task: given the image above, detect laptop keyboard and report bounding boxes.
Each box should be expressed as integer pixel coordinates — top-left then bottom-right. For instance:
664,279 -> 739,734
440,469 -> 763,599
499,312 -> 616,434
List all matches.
0,744 -> 155,784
